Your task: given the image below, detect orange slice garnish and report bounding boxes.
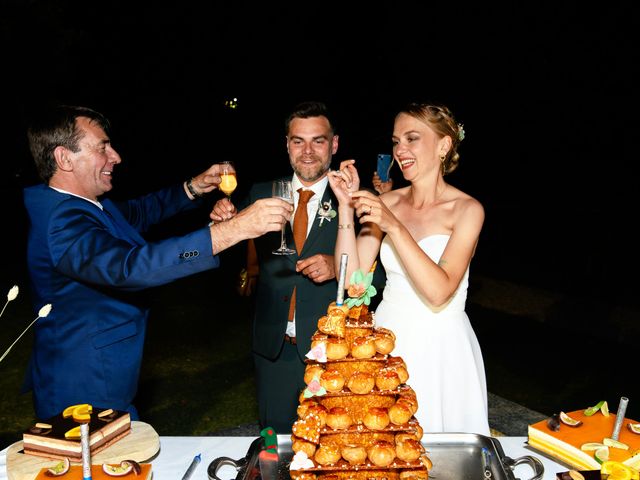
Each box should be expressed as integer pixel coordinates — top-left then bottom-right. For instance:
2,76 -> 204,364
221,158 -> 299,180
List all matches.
64,426 -> 81,439
62,404 -> 86,418
72,404 -> 92,423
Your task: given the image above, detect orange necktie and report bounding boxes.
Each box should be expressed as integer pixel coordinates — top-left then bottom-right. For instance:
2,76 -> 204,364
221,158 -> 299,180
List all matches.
288,189 -> 315,321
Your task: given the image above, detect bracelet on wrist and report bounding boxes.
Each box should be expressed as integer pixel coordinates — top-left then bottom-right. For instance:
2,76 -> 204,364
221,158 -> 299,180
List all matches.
186,178 -> 202,198
338,223 -> 353,229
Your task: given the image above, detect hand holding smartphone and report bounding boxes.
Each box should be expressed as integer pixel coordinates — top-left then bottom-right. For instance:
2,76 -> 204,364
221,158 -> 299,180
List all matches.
376,154 -> 392,182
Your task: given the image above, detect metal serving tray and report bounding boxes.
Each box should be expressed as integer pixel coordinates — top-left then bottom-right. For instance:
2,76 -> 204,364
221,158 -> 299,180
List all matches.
208,433 -> 544,480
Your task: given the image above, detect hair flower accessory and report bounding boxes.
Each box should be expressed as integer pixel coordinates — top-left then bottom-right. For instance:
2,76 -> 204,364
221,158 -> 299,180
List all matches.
345,269 -> 377,308
457,123 -> 465,141
316,199 -> 336,227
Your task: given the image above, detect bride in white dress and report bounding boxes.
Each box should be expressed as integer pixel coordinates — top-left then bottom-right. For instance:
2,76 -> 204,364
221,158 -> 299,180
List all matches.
328,103 -> 490,436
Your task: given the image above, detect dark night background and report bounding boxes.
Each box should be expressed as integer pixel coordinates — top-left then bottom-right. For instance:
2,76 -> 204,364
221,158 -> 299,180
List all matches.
1,1 -> 638,421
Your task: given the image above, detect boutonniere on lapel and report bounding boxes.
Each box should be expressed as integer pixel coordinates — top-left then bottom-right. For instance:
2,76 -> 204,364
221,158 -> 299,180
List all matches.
316,200 -> 336,227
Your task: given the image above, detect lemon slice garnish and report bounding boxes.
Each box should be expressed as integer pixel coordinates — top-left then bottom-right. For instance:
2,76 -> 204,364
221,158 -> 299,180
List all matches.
594,446 -> 610,464
604,437 -> 630,450
581,442 -> 606,451
628,423 -> 640,435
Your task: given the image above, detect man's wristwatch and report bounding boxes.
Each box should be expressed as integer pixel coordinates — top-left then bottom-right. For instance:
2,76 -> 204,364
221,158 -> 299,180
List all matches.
186,178 -> 202,198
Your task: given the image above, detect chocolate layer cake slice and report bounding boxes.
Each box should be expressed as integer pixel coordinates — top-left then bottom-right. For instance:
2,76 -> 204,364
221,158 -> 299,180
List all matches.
23,407 -> 131,461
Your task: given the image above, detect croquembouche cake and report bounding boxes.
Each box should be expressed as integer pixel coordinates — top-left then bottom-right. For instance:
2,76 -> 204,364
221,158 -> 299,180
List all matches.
288,267 -> 432,480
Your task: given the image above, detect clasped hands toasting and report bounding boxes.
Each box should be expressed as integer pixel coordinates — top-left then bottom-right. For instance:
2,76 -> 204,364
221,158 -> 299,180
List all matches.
205,159 -> 395,244
209,161 -> 391,229
208,159 -> 394,280
195,162 -> 294,244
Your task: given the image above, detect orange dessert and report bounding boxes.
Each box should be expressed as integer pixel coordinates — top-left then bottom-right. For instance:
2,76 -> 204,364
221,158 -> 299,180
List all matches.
528,407 -> 640,470
34,463 -> 152,480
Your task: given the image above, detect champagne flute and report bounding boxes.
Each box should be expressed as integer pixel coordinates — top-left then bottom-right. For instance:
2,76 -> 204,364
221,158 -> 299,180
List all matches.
272,180 -> 296,255
219,161 -> 237,197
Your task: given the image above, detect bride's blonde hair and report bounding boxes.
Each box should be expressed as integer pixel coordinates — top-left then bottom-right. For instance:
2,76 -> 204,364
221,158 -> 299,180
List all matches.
398,103 -> 464,176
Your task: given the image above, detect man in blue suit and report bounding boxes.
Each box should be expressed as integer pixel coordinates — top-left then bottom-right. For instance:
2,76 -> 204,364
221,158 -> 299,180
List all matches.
23,105 -> 292,421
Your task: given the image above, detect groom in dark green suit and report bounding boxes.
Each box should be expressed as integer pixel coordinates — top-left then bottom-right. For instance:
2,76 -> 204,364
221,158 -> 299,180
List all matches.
212,101 -> 344,431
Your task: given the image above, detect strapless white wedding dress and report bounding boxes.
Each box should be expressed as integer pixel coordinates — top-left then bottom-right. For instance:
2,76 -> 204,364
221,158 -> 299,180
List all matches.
374,234 -> 490,435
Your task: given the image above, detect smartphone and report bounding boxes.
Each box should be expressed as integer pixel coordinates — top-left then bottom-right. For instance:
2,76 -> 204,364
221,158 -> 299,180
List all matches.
377,154 -> 392,182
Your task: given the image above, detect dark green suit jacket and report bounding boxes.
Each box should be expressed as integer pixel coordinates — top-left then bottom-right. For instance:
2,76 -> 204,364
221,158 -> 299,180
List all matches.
247,179 -> 340,359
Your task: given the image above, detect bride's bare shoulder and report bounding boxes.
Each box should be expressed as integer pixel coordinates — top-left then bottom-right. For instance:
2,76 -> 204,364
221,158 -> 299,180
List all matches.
449,185 -> 481,204
446,186 -> 484,220
380,186 -> 410,207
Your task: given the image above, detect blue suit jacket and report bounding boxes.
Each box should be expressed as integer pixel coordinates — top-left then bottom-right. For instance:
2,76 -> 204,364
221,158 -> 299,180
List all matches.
23,183 -> 219,420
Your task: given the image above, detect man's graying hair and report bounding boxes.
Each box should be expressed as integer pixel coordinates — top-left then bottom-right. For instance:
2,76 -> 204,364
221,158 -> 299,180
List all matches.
28,105 -> 110,183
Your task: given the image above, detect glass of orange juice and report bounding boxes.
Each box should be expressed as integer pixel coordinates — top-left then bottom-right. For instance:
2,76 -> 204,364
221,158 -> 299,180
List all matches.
219,161 -> 237,197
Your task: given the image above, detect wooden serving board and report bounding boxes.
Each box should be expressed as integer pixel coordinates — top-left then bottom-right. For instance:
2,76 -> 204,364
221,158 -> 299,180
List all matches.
6,421 -> 160,480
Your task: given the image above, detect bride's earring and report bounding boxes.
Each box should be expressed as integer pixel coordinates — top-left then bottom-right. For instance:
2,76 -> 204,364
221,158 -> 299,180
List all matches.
439,153 -> 446,175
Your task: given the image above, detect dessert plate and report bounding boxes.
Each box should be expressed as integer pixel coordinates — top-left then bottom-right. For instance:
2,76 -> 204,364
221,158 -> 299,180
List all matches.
6,421 -> 160,480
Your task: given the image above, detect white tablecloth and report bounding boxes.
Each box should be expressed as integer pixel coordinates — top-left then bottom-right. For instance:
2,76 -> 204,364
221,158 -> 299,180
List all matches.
1,436 -> 565,480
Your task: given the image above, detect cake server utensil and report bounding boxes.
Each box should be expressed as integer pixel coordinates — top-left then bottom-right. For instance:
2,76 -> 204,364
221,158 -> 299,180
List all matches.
257,427 -> 279,480
257,449 -> 279,480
